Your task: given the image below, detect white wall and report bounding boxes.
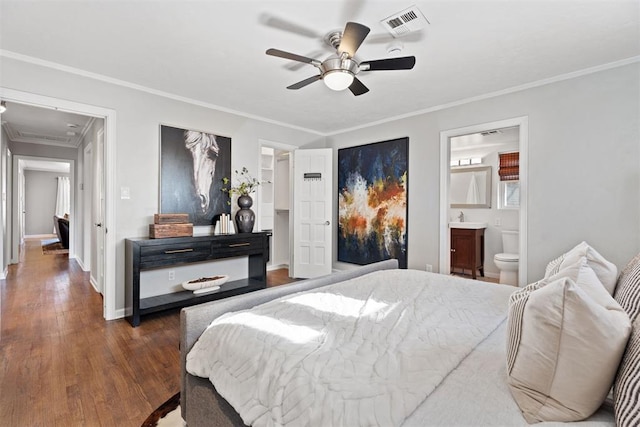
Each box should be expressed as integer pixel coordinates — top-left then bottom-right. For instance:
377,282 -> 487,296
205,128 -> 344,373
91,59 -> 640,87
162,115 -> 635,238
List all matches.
328,63 -> 640,282
1,56 -> 324,314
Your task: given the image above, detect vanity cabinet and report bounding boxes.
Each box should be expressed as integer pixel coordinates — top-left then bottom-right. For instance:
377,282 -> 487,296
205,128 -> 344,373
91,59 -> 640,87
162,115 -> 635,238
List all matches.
125,232 -> 270,327
450,227 -> 485,279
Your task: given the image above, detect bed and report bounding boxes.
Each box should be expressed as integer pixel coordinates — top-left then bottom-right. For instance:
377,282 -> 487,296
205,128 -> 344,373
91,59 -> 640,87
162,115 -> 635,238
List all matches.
180,250 -> 639,426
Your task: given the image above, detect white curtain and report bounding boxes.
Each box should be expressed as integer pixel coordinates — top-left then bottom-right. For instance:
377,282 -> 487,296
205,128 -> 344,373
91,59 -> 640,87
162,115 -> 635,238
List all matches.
55,176 -> 70,217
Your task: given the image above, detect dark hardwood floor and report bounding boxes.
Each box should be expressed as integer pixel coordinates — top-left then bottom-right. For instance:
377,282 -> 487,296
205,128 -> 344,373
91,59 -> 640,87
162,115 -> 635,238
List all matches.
0,238 -> 296,426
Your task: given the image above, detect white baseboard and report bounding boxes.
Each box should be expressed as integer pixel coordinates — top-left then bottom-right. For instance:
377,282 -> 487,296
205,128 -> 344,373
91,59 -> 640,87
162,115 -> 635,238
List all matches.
90,275 -> 100,293
267,263 -> 289,271
75,257 -> 89,272
113,308 -> 126,319
484,271 -> 500,280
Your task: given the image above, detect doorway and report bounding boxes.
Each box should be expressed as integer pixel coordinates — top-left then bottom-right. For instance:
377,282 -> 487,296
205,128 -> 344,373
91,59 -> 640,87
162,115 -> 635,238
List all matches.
258,140 -> 296,271
0,87 -> 117,320
439,117 -> 529,286
13,156 -> 74,253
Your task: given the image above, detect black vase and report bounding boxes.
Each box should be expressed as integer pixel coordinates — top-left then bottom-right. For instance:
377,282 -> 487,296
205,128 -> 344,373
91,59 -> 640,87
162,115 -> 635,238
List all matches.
235,195 -> 255,233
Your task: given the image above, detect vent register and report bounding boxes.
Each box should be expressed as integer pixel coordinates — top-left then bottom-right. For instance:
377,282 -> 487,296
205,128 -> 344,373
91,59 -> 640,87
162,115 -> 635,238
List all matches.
380,5 -> 430,37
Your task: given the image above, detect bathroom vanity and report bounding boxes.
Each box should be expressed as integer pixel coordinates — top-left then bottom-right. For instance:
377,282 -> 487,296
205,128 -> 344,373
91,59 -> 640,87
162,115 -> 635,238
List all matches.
449,222 -> 487,279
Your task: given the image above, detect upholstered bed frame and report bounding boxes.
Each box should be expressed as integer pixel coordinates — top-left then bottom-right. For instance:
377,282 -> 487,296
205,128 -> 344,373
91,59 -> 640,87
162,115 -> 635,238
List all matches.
180,259 -> 399,426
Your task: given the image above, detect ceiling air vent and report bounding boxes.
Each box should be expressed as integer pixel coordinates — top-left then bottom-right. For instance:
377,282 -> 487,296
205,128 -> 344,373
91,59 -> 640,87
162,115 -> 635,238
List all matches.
380,5 -> 429,37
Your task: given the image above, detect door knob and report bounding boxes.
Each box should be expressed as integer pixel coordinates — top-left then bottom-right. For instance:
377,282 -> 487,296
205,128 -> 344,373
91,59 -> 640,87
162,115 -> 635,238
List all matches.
95,223 -> 103,227
324,221 -> 330,225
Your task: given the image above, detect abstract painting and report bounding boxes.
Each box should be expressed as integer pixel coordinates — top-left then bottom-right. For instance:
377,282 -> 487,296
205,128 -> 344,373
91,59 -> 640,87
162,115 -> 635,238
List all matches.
160,125 -> 231,226
338,137 -> 408,268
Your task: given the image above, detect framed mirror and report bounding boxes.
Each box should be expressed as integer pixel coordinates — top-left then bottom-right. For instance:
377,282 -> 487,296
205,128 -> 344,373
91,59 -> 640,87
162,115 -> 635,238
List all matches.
450,165 -> 491,208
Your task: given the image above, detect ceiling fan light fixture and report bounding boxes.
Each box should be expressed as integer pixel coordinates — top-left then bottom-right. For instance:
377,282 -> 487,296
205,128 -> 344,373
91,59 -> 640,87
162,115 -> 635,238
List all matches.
323,70 -> 354,91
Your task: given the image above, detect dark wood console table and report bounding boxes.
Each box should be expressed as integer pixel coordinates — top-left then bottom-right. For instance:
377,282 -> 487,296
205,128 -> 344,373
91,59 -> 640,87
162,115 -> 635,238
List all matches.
125,232 -> 270,327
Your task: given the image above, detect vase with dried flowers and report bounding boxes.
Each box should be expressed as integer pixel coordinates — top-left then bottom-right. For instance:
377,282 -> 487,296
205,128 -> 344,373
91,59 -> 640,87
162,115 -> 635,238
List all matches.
221,167 -> 261,233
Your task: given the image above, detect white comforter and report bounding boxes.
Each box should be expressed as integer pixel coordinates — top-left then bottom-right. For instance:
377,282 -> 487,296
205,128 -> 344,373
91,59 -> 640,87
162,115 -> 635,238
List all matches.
187,270 -> 515,427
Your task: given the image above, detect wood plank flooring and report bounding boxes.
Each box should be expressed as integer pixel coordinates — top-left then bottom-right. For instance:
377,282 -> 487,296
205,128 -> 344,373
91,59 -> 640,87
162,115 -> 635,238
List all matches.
0,238 -> 296,427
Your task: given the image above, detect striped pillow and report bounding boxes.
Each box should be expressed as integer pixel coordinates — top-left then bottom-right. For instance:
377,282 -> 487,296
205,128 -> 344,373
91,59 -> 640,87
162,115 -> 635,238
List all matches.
614,317 -> 640,426
614,253 -> 640,322
613,254 -> 640,426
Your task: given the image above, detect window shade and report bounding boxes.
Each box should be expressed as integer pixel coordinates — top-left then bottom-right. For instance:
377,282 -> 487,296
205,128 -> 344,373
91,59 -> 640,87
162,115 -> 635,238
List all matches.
499,152 -> 519,181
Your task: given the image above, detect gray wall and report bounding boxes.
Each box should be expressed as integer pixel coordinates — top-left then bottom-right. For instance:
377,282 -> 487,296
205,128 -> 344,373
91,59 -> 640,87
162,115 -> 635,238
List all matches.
1,56 -> 324,315
24,170 -> 69,235
24,170 -> 69,236
327,63 -> 640,282
2,55 -> 637,313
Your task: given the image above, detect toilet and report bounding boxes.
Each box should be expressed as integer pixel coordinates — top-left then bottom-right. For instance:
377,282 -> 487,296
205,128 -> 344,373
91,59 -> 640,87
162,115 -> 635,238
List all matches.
494,230 -> 519,286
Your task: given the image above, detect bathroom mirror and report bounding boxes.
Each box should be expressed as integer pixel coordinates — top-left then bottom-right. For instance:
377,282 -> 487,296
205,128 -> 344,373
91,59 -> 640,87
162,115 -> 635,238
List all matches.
450,165 -> 492,208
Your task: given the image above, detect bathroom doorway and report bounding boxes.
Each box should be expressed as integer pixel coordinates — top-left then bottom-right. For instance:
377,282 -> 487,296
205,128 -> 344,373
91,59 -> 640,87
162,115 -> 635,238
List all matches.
439,117 -> 529,286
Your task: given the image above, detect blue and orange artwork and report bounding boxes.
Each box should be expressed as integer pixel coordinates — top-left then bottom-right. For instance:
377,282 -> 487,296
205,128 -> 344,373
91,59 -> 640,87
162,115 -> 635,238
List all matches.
338,137 -> 408,268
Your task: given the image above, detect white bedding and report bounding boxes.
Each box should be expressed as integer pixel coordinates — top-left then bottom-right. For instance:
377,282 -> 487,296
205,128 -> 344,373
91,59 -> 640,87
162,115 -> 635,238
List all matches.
404,321 -> 615,426
187,270 -> 515,427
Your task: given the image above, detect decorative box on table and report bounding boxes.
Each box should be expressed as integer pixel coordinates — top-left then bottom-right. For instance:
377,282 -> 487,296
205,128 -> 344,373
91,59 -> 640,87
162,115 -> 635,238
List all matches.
149,213 -> 193,238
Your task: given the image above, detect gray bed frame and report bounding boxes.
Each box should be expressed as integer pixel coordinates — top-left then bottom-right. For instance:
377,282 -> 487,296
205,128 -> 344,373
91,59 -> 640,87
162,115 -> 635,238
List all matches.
180,259 -> 399,426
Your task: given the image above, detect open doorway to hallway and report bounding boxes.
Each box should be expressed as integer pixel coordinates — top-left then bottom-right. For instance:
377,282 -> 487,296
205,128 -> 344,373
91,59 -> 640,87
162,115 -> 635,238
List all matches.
0,93 -> 113,318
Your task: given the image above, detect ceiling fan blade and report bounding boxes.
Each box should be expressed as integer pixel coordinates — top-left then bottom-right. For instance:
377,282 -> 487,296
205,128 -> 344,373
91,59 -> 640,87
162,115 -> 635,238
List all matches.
348,77 -> 369,96
266,49 -> 320,66
360,56 -> 416,71
259,13 -> 321,38
338,22 -> 370,57
285,49 -> 327,71
287,75 -> 322,90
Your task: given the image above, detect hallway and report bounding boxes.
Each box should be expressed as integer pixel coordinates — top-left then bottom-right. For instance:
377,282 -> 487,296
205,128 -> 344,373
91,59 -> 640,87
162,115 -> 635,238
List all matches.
0,238 -> 183,426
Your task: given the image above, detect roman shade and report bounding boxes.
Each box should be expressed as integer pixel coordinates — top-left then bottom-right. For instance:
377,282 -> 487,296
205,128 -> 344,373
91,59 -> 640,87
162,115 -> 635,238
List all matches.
499,152 -> 519,181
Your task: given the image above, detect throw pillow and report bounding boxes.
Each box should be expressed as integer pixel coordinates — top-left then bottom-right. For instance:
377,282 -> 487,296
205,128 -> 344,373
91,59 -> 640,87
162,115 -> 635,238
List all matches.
614,253 -> 640,323
506,272 -> 631,423
614,317 -> 640,426
544,241 -> 618,294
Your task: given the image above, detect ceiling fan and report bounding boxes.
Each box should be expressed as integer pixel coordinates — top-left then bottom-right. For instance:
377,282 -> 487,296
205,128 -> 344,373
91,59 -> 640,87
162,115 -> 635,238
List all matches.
266,22 -> 416,96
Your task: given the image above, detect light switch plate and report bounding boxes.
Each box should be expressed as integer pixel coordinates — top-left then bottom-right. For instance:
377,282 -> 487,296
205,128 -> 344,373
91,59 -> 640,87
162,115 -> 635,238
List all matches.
120,186 -> 130,199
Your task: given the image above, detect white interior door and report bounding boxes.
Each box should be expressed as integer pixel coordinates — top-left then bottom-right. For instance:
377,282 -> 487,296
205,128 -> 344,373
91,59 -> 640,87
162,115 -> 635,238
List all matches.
93,129 -> 105,294
83,144 -> 93,272
291,148 -> 332,278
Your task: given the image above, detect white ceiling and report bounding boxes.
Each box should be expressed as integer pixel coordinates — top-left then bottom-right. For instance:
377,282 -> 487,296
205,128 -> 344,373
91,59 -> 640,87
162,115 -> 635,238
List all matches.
0,1 -> 638,135
1,101 -> 94,148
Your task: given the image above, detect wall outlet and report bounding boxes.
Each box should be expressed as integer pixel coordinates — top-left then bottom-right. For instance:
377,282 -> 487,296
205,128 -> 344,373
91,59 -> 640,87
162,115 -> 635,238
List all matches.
426,264 -> 433,272
494,218 -> 501,226
168,270 -> 175,281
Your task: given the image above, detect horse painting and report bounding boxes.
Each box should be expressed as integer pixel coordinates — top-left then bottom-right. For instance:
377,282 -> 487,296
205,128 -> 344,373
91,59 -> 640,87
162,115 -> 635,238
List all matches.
184,130 -> 219,214
160,125 -> 231,226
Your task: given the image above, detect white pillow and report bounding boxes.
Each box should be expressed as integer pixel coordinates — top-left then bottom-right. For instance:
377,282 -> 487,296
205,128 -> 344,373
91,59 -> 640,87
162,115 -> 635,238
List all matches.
544,241 -> 618,294
507,261 -> 631,423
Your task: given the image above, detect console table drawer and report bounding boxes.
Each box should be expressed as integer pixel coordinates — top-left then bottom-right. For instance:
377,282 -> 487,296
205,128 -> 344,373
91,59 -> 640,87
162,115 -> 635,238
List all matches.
139,241 -> 211,267
211,237 -> 264,255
